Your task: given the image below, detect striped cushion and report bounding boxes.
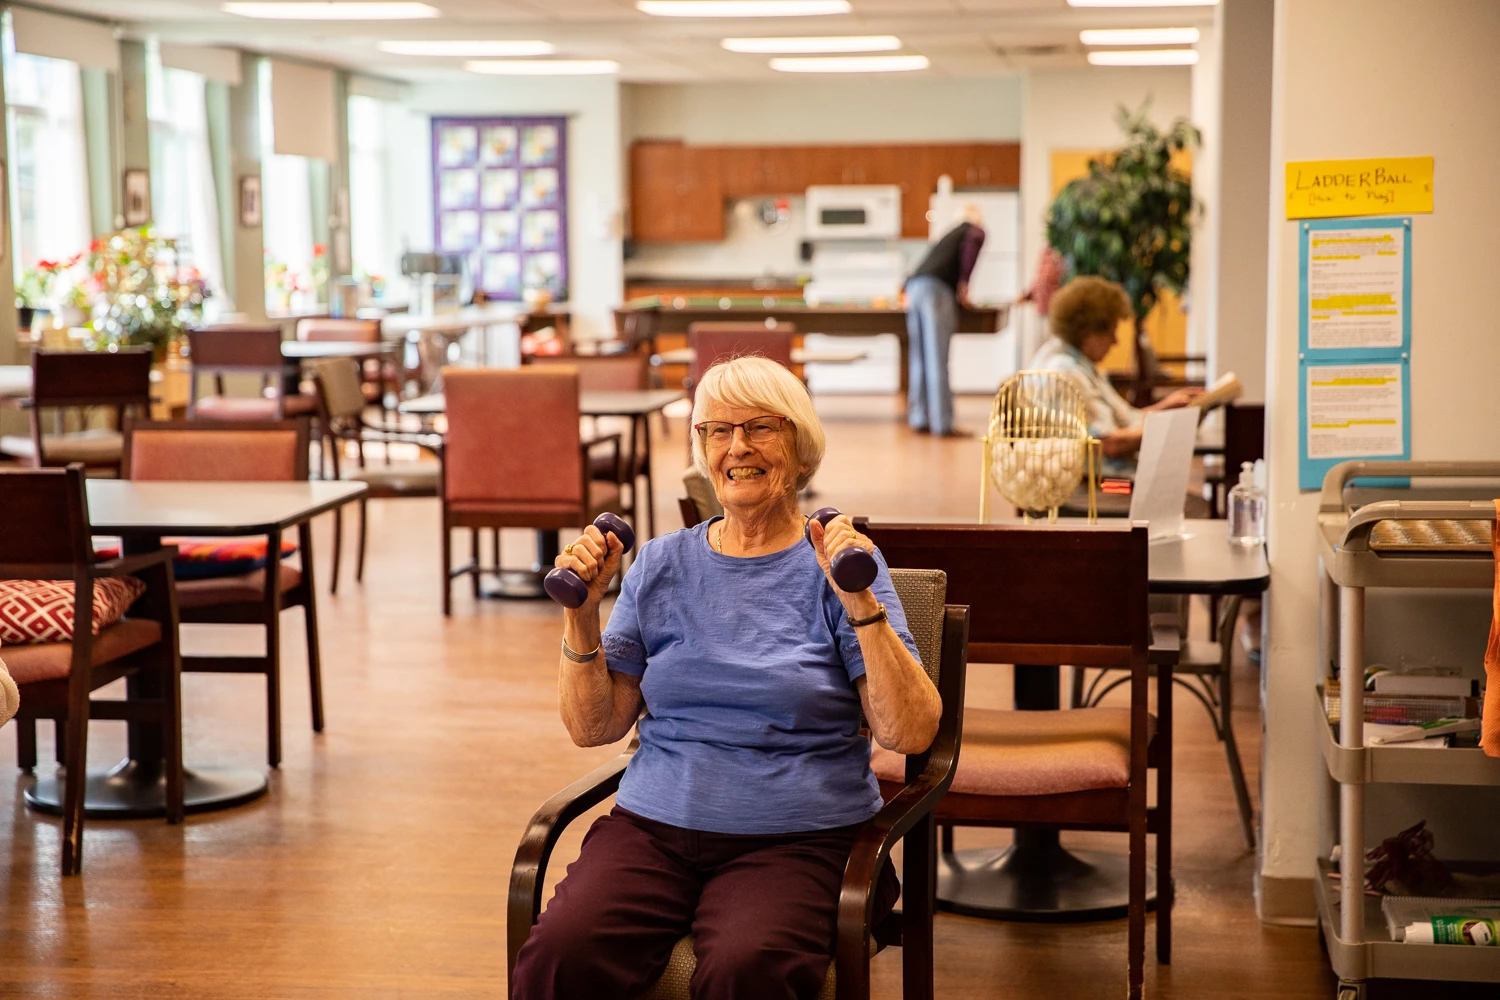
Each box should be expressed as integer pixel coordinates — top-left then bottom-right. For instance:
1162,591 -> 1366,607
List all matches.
0,577 -> 146,644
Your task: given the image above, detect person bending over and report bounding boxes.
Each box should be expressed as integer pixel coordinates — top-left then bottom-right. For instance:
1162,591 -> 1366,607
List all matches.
1028,275 -> 1202,477
511,355 -> 942,1000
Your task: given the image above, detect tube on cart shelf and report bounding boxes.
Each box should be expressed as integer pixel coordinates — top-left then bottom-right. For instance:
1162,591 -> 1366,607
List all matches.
1403,916 -> 1498,946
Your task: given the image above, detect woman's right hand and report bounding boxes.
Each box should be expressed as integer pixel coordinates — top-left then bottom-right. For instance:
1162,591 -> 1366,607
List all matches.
554,523 -> 625,609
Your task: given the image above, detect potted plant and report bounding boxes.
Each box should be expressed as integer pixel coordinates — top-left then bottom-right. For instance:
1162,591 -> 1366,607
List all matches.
14,257 -> 75,332
1045,102 -> 1199,405
84,228 -> 209,361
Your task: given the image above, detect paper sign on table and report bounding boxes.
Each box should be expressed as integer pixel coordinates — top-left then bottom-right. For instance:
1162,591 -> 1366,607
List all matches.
1285,156 -> 1433,219
1129,407 -> 1200,541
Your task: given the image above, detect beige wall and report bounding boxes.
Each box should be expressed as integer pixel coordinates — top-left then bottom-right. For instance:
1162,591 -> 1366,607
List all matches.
1259,0 -> 1500,917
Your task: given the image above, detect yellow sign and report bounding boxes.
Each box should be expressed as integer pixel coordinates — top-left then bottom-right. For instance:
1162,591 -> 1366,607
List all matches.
1285,156 -> 1433,219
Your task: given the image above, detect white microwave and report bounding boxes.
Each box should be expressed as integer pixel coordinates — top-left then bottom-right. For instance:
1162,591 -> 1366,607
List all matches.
804,185 -> 902,240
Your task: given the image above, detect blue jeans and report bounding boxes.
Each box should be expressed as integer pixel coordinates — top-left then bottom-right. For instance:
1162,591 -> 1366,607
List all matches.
905,275 -> 957,434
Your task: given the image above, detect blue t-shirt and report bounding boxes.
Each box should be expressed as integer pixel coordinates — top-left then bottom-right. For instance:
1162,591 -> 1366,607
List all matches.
601,518 -> 920,835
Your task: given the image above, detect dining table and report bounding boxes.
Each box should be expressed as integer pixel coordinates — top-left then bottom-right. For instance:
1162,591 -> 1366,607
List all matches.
399,388 -> 684,596
23,479 -> 367,819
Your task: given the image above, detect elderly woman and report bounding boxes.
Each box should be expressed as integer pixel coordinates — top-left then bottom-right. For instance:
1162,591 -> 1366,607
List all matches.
511,356 -> 941,1000
1028,275 -> 1202,477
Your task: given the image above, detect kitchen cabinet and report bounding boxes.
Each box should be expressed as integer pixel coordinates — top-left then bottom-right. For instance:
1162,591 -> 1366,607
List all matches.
719,146 -> 809,197
630,142 -> 724,243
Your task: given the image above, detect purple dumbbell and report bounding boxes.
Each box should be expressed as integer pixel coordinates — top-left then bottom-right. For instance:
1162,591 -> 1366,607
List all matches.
806,507 -> 878,593
545,513 -> 637,609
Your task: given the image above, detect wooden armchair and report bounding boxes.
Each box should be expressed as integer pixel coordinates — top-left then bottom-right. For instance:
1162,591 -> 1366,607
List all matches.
857,520 -> 1175,1000
0,347 -> 152,475
1,464 -> 183,875
507,570 -> 969,1000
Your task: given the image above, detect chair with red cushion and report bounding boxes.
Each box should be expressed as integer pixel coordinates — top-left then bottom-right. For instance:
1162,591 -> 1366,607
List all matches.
855,519 -> 1175,1000
440,367 -> 628,616
187,326 -> 317,422
0,348 -> 152,475
122,418 -> 322,768
0,463 -> 183,875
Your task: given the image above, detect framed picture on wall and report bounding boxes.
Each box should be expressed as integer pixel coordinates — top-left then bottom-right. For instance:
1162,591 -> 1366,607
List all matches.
123,169 -> 151,226
239,175 -> 262,227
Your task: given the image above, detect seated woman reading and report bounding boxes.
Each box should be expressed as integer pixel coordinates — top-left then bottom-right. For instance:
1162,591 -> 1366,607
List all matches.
1029,275 -> 1202,477
511,356 -> 941,1000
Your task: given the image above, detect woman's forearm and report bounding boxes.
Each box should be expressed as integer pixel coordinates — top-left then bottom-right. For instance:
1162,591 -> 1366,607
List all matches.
855,618 -> 942,754
558,608 -> 639,747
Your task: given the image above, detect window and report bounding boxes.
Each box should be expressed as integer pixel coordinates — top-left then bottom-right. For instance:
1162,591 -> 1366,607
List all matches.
4,30 -> 90,282
258,60 -> 318,312
146,50 -> 227,311
348,94 -> 388,288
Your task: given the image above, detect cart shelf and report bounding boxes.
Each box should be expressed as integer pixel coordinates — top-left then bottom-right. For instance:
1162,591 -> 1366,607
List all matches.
1315,691 -> 1500,786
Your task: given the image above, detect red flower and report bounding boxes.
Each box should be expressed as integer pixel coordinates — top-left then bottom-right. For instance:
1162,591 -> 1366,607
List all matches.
313,244 -> 327,257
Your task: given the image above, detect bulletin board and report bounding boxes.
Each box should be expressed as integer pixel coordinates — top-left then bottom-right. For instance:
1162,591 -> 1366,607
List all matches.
431,116 -> 568,301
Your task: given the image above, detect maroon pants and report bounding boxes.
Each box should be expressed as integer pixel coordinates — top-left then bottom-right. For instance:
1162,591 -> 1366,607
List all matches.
511,807 -> 900,1000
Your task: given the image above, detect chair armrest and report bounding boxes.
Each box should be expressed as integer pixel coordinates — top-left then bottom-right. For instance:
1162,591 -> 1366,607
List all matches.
1149,613 -> 1181,668
92,547 -> 179,578
507,745 -> 636,977
580,432 -> 623,452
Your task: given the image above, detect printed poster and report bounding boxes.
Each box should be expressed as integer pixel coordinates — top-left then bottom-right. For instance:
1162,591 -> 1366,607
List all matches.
1306,224 -> 1405,351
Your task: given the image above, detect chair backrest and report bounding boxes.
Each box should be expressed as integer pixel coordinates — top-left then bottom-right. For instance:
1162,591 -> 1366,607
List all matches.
858,520 -> 1149,668
688,324 -> 795,387
311,357 -> 366,422
442,368 -> 582,506
888,568 -> 947,683
187,326 -> 284,371
1223,402 -> 1265,474
0,465 -> 91,574
122,418 -> 308,482
297,317 -> 380,343
30,348 -> 153,409
680,466 -> 723,524
529,352 -> 648,392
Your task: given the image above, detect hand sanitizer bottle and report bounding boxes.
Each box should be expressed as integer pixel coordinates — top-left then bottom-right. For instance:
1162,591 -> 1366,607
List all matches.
1227,461 -> 1266,547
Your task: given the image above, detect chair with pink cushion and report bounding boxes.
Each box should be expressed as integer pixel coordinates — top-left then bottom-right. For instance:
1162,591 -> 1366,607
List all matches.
686,323 -> 796,398
187,326 -> 317,422
440,367 -> 627,616
122,418 -> 323,768
855,519 -> 1175,1000
0,463 -> 183,875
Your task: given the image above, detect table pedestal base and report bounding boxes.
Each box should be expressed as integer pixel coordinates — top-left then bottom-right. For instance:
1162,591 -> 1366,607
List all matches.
937,833 -> 1156,922
479,570 -> 551,600
25,758 -> 268,819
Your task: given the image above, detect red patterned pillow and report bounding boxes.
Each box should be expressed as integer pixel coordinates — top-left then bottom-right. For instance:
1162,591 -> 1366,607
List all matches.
0,577 -> 147,645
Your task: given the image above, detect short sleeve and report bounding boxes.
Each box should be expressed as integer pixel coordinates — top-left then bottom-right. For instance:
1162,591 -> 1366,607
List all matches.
600,545 -> 649,677
834,549 -> 921,683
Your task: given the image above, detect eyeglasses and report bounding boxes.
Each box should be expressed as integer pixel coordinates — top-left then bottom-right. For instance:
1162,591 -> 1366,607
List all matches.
693,415 -> 790,445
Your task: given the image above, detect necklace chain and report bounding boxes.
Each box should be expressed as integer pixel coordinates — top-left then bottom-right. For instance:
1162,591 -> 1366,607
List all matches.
713,515 -> 809,556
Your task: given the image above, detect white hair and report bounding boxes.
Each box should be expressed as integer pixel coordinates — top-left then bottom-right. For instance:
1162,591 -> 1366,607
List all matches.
691,356 -> 826,492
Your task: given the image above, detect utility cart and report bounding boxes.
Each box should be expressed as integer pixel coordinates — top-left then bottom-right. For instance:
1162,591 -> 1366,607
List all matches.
1315,460 -> 1500,1000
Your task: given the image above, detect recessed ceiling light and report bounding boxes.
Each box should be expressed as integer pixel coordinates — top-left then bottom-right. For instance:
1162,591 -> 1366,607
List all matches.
1069,0 -> 1214,7
638,1 -> 852,17
1080,27 -> 1200,45
223,2 -> 439,18
379,40 -> 556,56
770,54 -> 928,73
723,35 -> 899,54
465,59 -> 620,75
1087,48 -> 1199,65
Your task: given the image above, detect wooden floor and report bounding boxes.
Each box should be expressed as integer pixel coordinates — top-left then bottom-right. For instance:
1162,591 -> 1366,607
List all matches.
0,395 -> 1349,998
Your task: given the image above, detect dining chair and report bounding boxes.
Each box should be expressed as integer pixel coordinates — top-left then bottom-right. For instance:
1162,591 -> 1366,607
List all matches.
508,571 -> 969,1000
121,418 -> 322,768
677,466 -> 722,529
0,348 -> 153,475
439,367 -> 628,616
529,352 -> 654,531
187,326 -> 317,421
310,357 -> 439,594
0,463 -> 183,875
856,519 -> 1174,1000
296,317 -> 395,422
685,323 -> 797,398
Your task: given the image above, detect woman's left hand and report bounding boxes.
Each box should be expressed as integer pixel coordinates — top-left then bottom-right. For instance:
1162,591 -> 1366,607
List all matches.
808,515 -> 880,609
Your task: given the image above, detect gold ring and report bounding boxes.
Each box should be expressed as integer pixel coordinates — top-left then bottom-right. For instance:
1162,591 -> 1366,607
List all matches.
564,544 -> 574,555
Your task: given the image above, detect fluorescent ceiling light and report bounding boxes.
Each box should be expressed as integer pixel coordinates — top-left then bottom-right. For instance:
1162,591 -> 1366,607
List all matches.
770,54 -> 928,73
379,40 -> 556,56
466,59 -> 619,75
223,2 -> 439,18
638,1 -> 852,17
1069,0 -> 1214,7
1080,27 -> 1200,45
723,35 -> 899,53
1087,48 -> 1199,65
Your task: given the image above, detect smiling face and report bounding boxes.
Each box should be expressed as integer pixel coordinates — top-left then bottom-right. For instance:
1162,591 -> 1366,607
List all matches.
698,399 -> 806,514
